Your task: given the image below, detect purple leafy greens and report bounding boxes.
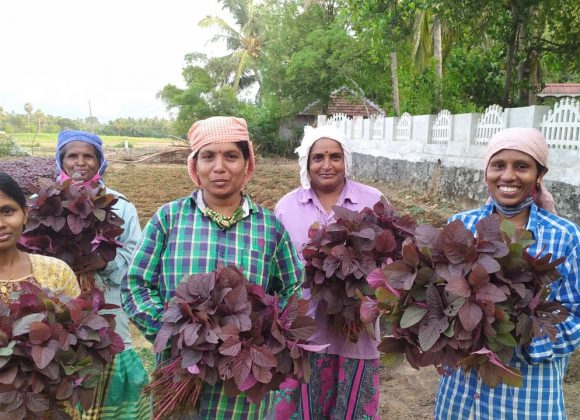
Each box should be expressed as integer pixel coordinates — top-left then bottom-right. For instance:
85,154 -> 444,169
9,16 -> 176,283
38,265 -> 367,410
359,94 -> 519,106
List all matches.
0,283 -> 123,419
0,157 -> 58,195
370,214 -> 568,388
302,201 -> 416,342
18,178 -> 124,291
145,264 -> 326,420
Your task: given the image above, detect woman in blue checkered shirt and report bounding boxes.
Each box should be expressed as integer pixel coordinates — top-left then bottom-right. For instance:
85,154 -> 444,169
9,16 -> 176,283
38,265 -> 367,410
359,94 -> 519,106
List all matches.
435,127 -> 580,419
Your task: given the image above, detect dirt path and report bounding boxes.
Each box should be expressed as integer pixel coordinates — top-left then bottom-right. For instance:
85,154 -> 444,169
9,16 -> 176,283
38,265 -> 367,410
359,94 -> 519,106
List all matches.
106,158 -> 579,419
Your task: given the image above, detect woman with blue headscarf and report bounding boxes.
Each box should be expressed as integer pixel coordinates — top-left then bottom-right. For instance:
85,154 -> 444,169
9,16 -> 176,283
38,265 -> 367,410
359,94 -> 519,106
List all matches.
55,130 -> 151,419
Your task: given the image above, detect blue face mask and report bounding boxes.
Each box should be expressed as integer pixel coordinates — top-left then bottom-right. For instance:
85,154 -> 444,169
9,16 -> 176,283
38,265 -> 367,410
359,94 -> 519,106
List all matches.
489,195 -> 534,217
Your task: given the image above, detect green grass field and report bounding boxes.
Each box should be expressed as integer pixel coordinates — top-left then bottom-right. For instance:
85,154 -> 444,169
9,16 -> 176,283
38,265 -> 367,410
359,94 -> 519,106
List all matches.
12,132 -> 177,156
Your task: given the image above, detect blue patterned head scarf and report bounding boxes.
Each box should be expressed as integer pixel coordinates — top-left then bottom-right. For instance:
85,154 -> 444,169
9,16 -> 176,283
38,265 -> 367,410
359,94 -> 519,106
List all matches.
55,130 -> 109,176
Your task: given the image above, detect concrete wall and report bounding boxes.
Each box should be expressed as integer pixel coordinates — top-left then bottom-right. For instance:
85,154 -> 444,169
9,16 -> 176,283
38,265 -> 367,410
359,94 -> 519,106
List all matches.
321,102 -> 580,184
351,152 -> 580,225
318,101 -> 580,223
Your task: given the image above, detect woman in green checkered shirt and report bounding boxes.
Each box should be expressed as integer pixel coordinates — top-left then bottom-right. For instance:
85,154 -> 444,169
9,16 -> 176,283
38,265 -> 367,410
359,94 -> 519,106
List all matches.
122,116 -> 304,419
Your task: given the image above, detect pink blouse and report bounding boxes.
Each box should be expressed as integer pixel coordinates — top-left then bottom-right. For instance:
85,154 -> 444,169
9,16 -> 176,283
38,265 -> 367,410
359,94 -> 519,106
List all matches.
275,179 -> 384,359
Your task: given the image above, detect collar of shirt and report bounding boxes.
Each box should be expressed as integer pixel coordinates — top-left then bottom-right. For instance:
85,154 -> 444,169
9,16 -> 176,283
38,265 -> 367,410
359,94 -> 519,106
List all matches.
481,201 -> 540,238
191,189 -> 255,217
298,178 -> 359,207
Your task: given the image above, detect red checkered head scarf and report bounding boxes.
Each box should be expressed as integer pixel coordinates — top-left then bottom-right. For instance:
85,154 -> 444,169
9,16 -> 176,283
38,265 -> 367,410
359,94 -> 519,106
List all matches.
187,116 -> 256,187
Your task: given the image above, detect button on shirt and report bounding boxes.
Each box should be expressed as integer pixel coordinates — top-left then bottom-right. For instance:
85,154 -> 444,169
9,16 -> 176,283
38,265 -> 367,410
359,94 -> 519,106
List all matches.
275,179 -> 384,359
435,203 -> 580,420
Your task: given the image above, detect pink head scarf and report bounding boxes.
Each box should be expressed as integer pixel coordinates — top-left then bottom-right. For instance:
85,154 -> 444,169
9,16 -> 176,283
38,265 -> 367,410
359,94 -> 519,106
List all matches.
484,127 -> 556,214
186,116 -> 256,188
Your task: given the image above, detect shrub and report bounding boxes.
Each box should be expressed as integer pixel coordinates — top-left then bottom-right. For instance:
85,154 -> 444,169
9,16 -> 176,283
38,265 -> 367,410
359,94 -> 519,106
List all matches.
0,132 -> 29,158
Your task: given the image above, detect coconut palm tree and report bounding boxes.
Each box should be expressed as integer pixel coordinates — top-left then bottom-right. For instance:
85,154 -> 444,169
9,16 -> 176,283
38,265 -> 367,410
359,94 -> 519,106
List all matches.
412,8 -> 443,77
412,6 -> 459,106
199,0 -> 263,92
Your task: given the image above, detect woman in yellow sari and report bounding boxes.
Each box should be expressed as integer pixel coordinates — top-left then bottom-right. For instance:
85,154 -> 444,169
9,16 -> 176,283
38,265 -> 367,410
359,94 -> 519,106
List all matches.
0,172 -> 80,418
0,172 -> 79,301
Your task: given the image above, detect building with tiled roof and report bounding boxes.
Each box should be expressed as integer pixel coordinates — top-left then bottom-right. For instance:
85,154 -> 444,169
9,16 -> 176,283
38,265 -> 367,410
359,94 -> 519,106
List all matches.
279,87 -> 387,142
537,83 -> 580,98
298,87 -> 386,118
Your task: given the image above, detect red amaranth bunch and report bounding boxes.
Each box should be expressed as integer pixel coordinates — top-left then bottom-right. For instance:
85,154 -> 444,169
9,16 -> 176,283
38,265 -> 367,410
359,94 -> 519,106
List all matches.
19,178 -> 124,291
302,201 -> 416,342
145,264 -> 326,420
369,214 -> 568,387
0,283 -> 123,419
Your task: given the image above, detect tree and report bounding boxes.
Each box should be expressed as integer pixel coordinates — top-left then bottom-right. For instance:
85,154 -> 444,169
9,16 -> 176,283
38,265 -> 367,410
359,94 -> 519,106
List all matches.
258,0 -> 389,114
343,0 -> 417,115
438,0 -> 579,106
157,54 -> 247,137
198,0 -> 264,92
24,103 -> 33,130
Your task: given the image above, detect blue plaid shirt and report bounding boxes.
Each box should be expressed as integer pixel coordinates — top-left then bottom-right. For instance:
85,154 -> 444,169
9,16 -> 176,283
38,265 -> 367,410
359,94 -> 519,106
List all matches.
435,203 -> 580,419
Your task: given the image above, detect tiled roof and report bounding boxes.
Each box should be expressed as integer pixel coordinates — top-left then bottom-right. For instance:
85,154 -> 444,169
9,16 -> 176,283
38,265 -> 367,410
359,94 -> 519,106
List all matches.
299,87 -> 386,117
538,83 -> 580,97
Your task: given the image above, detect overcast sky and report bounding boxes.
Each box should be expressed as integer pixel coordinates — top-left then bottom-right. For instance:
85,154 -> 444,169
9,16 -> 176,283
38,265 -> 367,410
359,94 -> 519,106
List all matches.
0,0 -> 229,122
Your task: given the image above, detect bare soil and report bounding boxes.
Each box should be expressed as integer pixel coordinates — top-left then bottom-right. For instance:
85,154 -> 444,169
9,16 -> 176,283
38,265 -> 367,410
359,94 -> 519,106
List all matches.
105,157 -> 579,419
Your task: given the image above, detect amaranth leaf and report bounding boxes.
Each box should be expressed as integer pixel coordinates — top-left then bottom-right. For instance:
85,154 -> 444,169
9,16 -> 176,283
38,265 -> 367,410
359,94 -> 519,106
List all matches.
458,301 -> 483,332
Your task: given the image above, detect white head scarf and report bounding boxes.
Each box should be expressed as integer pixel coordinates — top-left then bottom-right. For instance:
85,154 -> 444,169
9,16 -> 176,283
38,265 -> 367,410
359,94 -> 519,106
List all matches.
295,125 -> 352,189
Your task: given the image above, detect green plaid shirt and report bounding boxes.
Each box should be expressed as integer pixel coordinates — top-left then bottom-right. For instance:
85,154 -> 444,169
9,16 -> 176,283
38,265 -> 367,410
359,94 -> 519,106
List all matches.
122,193 -> 303,418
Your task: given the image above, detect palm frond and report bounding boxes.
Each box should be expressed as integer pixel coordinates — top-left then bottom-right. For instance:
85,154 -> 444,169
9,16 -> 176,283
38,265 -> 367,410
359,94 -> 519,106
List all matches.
413,9 -> 434,71
199,16 -> 241,38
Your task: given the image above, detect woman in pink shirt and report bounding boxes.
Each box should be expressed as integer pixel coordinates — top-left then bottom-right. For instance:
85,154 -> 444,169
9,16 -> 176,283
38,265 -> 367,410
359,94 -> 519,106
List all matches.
274,125 -> 384,419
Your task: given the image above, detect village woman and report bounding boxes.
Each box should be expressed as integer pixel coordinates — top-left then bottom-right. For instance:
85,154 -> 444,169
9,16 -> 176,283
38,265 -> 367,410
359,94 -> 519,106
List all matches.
274,125 -> 383,419
435,127 -> 580,419
0,172 -> 80,417
121,116 -> 303,419
0,171 -> 79,302
55,130 -> 151,419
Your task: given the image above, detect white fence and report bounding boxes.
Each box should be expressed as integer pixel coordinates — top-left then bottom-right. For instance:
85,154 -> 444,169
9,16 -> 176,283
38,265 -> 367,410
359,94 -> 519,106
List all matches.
539,98 -> 580,150
315,98 -> 580,186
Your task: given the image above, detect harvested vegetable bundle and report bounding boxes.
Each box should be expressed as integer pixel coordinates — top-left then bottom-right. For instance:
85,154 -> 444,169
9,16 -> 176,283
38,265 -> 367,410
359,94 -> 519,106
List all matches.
19,178 -> 124,291
145,264 -> 326,420
370,214 -> 568,387
0,283 -> 124,419
302,201 -> 415,342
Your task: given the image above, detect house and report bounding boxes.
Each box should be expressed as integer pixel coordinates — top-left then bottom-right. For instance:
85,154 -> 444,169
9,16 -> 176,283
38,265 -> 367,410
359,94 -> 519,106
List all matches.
297,87 -> 386,126
279,87 -> 386,142
537,83 -> 580,99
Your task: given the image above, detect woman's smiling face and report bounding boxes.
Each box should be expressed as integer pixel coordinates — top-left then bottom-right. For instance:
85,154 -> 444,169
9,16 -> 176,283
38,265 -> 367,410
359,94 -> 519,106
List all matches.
308,138 -> 346,193
61,141 -> 100,181
486,149 -> 545,206
0,191 -> 27,252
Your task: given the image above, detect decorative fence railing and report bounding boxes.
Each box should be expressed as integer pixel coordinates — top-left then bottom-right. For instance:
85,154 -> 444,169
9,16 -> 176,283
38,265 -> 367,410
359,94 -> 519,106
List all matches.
539,98 -> 580,150
314,98 -> 580,186
431,110 -> 452,144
